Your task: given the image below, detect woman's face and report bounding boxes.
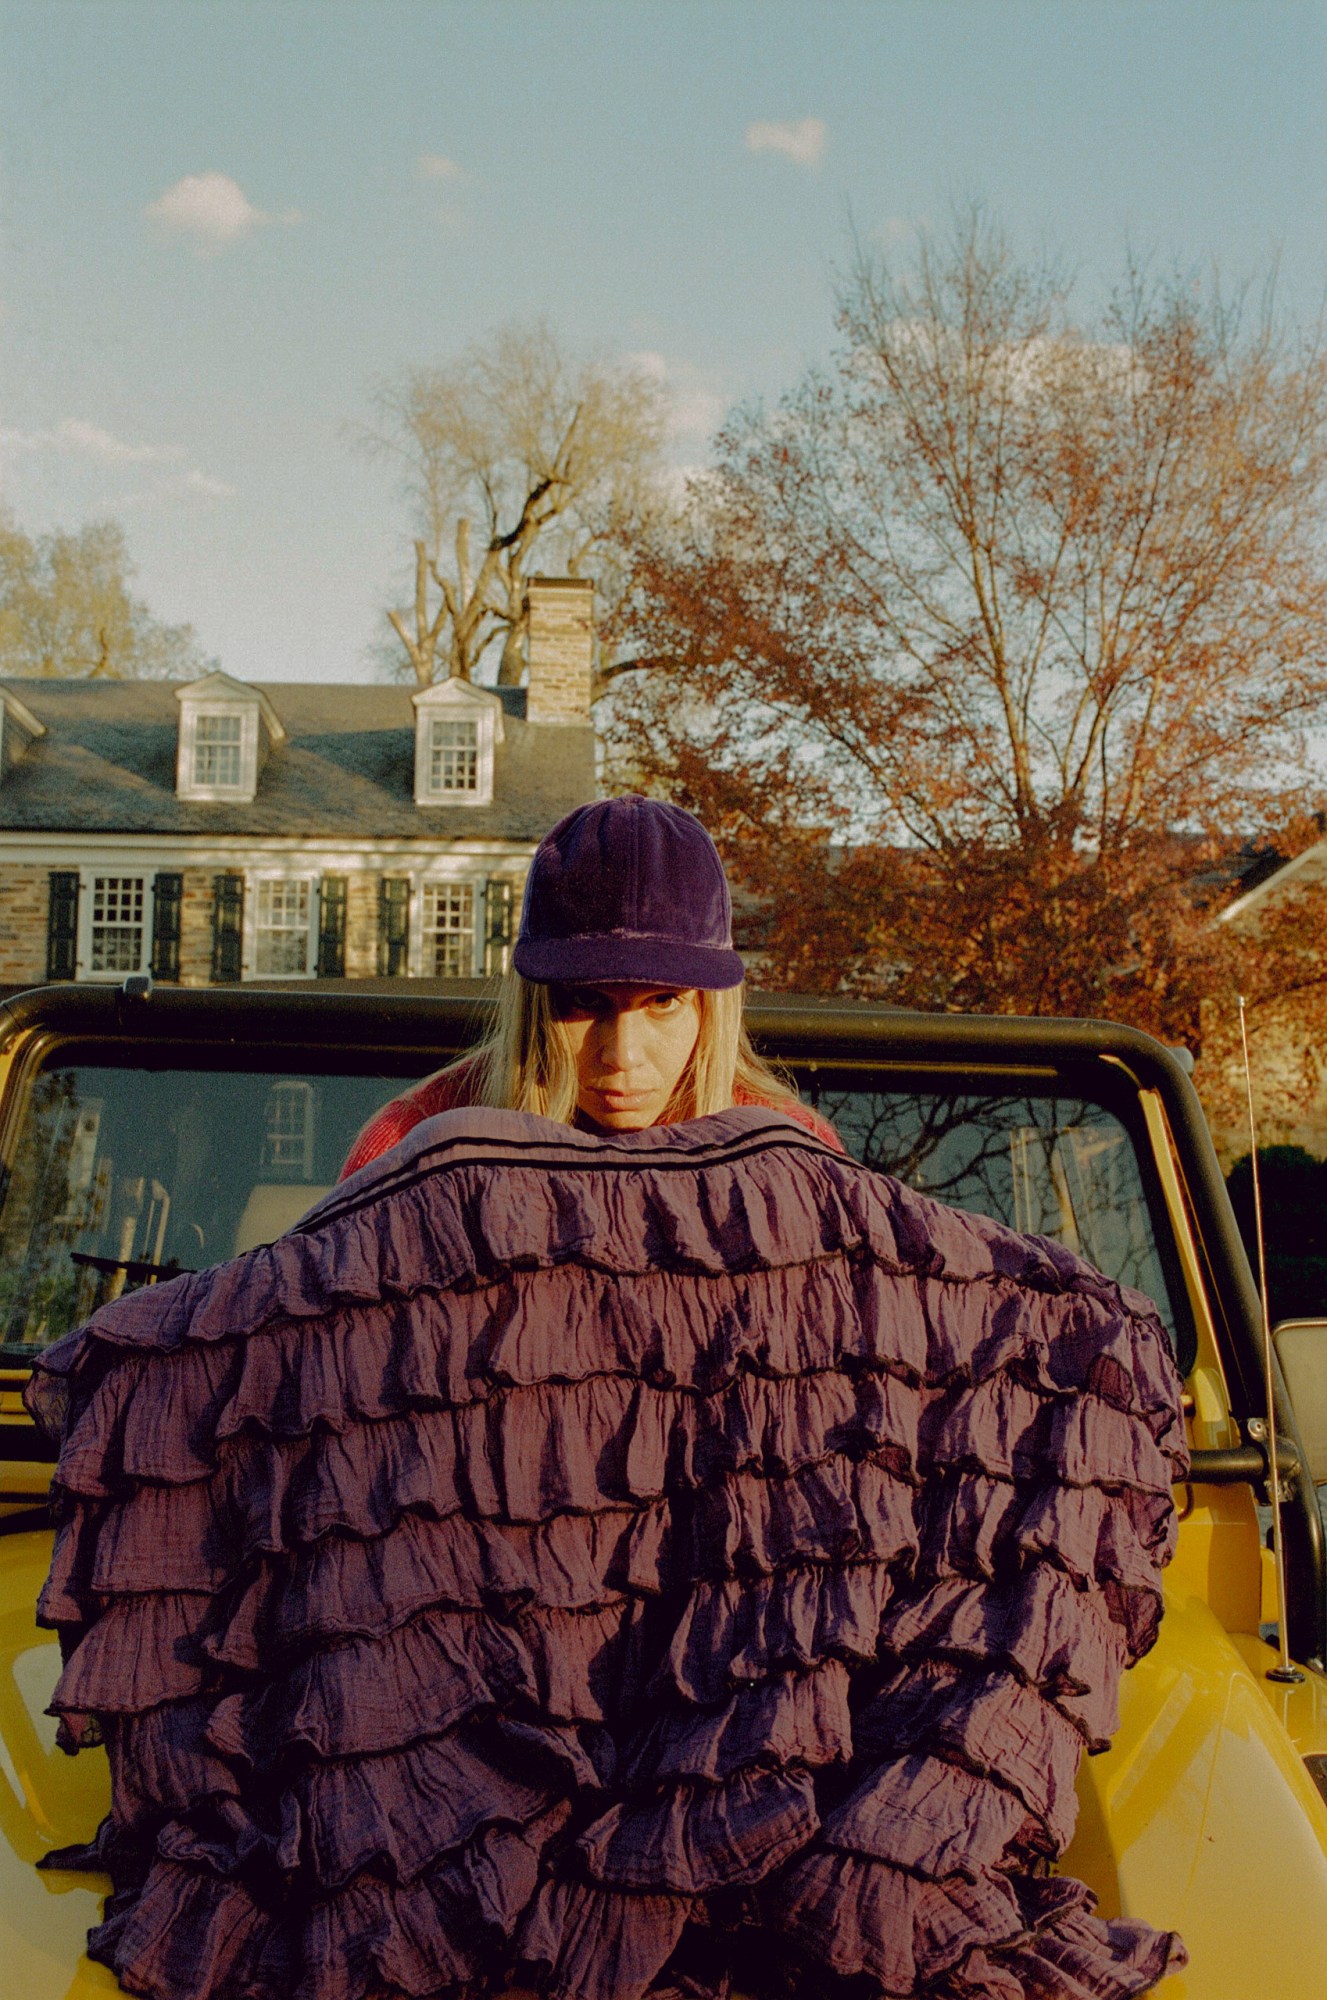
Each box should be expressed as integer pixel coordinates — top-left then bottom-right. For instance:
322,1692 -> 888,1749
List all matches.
553,983 -> 703,1131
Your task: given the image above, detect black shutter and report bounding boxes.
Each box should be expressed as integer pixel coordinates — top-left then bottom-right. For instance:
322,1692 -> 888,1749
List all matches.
46,872 -> 80,981
317,875 -> 348,978
210,872 -> 245,983
150,872 -> 184,982
484,877 -> 516,977
377,877 -> 411,976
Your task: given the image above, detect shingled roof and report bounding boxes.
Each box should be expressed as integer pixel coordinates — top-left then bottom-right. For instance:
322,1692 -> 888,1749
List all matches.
0,679 -> 597,839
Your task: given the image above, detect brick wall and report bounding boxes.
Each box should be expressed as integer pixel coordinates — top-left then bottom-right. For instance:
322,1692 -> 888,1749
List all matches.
0,865 -> 52,985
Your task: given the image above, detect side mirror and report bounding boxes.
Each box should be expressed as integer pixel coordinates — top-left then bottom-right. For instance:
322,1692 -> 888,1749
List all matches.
1273,1319 -> 1327,1486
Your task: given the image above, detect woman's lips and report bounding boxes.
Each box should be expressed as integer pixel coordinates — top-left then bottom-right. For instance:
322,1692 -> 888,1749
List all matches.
588,1085 -> 653,1109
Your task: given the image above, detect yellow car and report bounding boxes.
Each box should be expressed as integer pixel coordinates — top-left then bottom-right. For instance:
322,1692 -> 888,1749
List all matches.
2,981 -> 1326,1997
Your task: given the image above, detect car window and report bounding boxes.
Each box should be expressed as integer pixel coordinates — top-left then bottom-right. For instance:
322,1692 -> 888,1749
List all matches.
0,1053 -> 1185,1363
810,1079 -> 1185,1355
0,1060 -> 400,1357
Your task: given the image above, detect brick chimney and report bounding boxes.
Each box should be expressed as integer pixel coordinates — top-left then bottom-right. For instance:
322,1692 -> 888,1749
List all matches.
524,576 -> 593,725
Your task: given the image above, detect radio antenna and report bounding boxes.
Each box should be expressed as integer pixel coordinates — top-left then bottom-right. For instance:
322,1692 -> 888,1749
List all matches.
1238,993 -> 1305,1685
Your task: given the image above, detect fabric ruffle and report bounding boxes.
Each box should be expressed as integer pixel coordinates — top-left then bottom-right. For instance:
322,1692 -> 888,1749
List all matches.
27,1104 -> 1189,2000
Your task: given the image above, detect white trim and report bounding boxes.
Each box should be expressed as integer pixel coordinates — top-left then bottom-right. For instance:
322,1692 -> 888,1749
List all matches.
176,699 -> 262,803
175,672 -> 287,804
245,868 -> 320,981
0,691 -> 46,784
76,868 -> 152,982
1218,841 -> 1327,925
0,689 -> 46,741
4,832 -> 536,871
174,671 -> 287,743
411,679 -> 503,807
414,877 -> 480,979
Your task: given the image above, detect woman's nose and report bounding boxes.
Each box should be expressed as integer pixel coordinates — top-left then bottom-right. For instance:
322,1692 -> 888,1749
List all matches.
598,1007 -> 644,1072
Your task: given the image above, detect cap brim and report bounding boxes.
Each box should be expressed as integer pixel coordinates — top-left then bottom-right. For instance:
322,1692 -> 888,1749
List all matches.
513,933 -> 745,990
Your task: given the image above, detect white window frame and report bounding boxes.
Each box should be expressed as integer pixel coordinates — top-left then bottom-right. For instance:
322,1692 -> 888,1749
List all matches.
426,715 -> 481,796
177,700 -> 260,802
417,877 -> 480,979
77,870 -> 152,981
247,872 -> 320,980
261,1080 -> 317,1178
412,680 -> 502,807
193,711 -> 246,790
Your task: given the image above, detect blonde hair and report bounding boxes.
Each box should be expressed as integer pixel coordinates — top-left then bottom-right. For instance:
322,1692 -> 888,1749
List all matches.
435,975 -> 802,1125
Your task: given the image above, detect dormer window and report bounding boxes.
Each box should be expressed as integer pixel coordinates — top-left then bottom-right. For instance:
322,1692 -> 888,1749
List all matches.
412,678 -> 502,807
175,671 -> 286,804
429,717 -> 480,794
194,713 -> 244,789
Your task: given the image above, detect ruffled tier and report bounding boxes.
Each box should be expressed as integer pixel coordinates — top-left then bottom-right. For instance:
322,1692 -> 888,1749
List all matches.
26,1105 -> 1189,2000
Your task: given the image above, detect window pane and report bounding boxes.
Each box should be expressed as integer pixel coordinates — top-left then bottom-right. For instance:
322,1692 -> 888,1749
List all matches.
811,1080 -> 1183,1351
262,1080 -> 316,1176
423,882 -> 475,977
0,1061 -> 412,1356
90,875 -> 146,973
195,714 -> 244,788
429,718 -> 479,792
254,880 -> 311,975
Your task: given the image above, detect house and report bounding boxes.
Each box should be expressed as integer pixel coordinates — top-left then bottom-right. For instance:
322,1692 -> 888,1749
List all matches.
0,578 -> 596,988
1195,836 -> 1327,1168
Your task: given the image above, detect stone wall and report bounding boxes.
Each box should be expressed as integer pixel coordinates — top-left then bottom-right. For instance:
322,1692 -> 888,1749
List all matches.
179,868 -> 218,985
0,861 -> 521,989
0,865 -> 52,986
525,577 -> 593,726
345,872 -> 382,979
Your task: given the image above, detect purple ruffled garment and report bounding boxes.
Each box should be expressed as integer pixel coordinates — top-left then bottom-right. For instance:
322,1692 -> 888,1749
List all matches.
26,1105 -> 1190,2000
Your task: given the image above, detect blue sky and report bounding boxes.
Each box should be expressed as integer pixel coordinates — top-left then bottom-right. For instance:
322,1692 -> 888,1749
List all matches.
2,0 -> 1325,682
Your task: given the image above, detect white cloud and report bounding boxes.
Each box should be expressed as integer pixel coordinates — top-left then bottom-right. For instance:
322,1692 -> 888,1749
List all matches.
58,418 -> 167,462
0,418 -> 232,501
661,461 -> 706,504
1,417 -> 170,463
176,468 -> 236,500
417,152 -> 463,181
627,351 -> 727,444
669,387 -> 727,441
744,117 -> 827,168
145,172 -> 301,251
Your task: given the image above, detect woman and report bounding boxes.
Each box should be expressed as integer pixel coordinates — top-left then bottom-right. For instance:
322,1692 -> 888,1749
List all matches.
29,793 -> 1188,2000
342,794 -> 842,1176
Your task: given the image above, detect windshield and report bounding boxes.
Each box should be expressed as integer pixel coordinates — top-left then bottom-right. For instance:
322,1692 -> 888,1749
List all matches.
0,1060 -> 396,1357
0,1053 -> 1184,1361
812,1077 -> 1183,1352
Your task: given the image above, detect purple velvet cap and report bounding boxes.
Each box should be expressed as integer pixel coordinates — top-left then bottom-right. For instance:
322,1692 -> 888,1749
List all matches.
512,796 -> 745,989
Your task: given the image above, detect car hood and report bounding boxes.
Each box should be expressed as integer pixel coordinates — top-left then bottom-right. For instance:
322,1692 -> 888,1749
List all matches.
3,1523 -> 1327,2000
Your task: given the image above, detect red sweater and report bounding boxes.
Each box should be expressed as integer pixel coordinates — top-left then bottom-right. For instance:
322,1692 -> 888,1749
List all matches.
341,1058 -> 844,1179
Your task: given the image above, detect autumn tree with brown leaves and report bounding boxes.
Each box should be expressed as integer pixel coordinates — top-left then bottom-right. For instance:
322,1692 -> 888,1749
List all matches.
364,321 -> 668,688
609,214 -> 1327,1045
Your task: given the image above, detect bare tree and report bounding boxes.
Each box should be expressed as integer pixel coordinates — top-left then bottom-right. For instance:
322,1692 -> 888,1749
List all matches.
612,212 -> 1327,1042
0,509 -> 214,679
363,321 -> 669,688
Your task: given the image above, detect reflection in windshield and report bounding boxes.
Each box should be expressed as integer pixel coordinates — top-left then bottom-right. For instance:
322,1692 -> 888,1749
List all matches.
0,1059 -> 1179,1360
0,1064 -> 395,1356
814,1084 -> 1179,1347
